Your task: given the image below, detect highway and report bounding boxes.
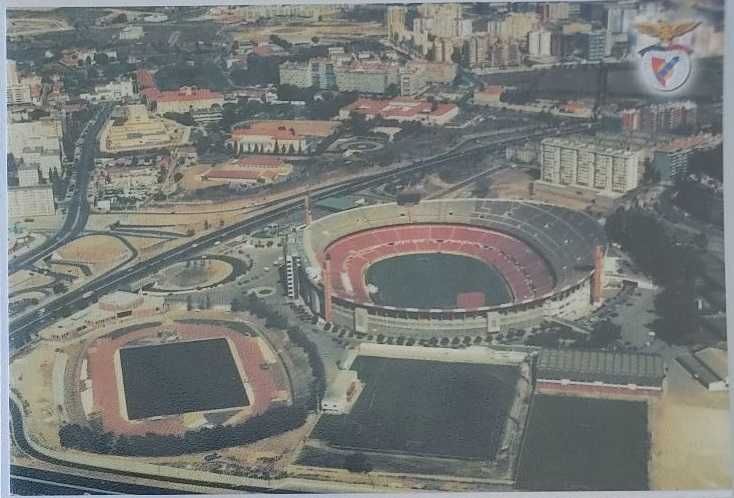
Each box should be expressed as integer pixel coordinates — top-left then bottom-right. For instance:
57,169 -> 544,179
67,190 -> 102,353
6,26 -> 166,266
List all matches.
8,104 -> 113,274
11,466 -> 188,495
8,122 -> 594,351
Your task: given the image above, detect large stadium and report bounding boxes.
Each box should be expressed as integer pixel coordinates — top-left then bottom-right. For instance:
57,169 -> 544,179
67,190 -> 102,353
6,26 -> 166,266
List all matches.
292,199 -> 607,337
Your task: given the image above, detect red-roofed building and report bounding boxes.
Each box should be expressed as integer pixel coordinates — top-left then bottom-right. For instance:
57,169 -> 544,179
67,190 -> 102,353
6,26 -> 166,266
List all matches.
231,120 -> 340,154
235,155 -> 290,168
135,69 -> 157,91
200,157 -> 294,185
145,86 -> 225,114
339,97 -> 459,126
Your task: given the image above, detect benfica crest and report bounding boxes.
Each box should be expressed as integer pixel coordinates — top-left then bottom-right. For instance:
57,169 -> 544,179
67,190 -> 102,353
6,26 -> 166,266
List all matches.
636,21 -> 701,92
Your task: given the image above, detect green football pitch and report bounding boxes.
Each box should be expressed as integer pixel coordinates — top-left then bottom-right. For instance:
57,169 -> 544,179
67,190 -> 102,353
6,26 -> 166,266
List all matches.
365,253 -> 512,309
517,395 -> 649,491
313,356 -> 520,460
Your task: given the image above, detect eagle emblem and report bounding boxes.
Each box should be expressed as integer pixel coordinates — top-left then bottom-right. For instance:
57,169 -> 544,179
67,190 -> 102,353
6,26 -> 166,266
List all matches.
636,21 -> 700,92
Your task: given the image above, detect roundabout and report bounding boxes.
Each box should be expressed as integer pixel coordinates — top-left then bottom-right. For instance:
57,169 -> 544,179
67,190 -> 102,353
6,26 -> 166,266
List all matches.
146,255 -> 247,294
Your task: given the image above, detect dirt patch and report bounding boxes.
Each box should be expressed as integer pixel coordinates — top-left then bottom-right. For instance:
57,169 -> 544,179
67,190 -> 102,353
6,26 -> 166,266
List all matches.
9,270 -> 53,294
649,361 -> 731,490
489,169 -> 533,199
57,235 -> 129,265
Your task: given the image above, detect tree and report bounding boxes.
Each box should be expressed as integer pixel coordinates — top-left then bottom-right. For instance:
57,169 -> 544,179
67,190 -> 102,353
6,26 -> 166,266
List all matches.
344,452 -> 372,473
93,52 -> 110,65
311,36 -> 320,44
186,295 -> 193,311
587,320 -> 621,348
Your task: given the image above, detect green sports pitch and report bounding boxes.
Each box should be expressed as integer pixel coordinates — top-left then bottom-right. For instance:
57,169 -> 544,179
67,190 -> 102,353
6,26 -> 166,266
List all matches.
517,395 -> 649,491
313,356 -> 520,460
365,253 -> 512,309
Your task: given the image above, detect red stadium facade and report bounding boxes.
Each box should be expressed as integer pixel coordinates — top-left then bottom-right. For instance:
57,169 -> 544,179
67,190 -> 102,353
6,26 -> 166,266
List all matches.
295,199 -> 607,338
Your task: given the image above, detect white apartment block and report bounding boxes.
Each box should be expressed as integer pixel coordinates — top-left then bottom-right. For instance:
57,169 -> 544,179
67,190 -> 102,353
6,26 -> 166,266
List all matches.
540,137 -> 639,195
82,79 -> 136,103
528,31 -> 553,57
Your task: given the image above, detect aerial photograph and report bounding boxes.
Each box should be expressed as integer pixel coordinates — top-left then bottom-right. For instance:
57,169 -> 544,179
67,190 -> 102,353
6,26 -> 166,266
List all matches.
5,0 -> 730,494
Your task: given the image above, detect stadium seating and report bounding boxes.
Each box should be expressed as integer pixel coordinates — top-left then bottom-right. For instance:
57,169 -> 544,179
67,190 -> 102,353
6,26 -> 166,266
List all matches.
301,199 -> 606,310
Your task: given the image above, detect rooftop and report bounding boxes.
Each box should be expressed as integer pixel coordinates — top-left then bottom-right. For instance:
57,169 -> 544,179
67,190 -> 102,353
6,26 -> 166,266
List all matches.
346,97 -> 458,119
537,348 -> 665,386
232,120 -> 338,140
234,155 -> 291,168
145,86 -> 224,103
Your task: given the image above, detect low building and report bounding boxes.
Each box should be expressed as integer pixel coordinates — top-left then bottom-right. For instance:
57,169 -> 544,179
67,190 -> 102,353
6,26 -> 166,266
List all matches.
100,104 -> 190,154
119,25 -> 144,40
144,86 -> 225,115
536,349 -> 665,396
694,347 -> 729,391
321,370 -> 363,414
81,78 -> 136,103
8,118 -> 63,164
201,156 -> 294,185
8,185 -> 55,218
17,162 -> 40,187
340,97 -> 459,126
42,291 -> 166,341
135,69 -> 157,91
677,349 -> 728,391
18,146 -> 61,179
231,120 -> 339,154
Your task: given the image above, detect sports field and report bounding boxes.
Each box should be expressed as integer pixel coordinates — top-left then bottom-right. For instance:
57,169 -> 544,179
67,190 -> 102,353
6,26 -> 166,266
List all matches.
312,356 -> 519,460
365,253 -> 512,309
119,338 -> 248,420
517,395 -> 649,491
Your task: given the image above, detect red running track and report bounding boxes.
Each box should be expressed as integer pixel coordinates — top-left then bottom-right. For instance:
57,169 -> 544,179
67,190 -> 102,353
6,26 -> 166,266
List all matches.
86,322 -> 287,436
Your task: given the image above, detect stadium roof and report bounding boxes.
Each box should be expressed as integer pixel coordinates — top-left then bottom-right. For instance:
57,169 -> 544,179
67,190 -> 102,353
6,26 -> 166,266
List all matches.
537,349 -> 665,387
314,195 -> 364,212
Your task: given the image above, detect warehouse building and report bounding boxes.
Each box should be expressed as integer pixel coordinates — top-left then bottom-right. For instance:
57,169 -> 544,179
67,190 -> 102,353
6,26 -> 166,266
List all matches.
536,349 -> 665,397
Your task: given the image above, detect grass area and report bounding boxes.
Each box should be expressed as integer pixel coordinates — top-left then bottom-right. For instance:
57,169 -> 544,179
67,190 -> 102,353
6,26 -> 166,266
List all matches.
517,395 -> 649,491
312,356 -> 519,460
366,253 -> 512,309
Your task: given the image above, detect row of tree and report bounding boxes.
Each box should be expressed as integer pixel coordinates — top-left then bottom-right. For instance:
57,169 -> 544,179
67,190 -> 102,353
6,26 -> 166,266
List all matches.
58,406 -> 307,457
232,292 -> 326,408
605,207 -> 700,343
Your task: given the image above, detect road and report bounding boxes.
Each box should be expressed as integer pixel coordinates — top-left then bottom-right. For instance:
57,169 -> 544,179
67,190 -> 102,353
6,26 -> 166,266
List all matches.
9,122 -> 595,352
11,466 -> 188,495
8,104 -> 113,274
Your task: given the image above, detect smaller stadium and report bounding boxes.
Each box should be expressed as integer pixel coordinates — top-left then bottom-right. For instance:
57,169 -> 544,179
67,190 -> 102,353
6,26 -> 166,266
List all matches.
291,198 -> 606,338
299,344 -> 532,483
83,320 -> 290,435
